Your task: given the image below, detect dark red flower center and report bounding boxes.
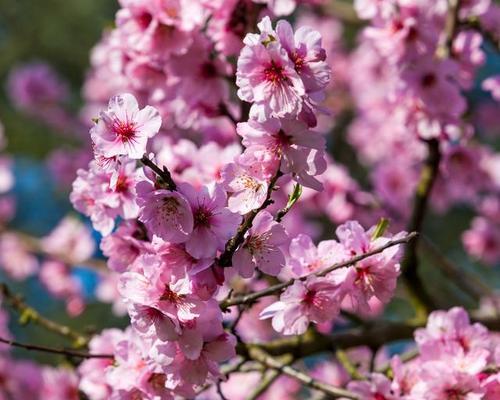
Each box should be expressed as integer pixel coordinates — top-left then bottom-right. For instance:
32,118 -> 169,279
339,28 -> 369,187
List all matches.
264,62 -> 286,84
113,120 -> 137,142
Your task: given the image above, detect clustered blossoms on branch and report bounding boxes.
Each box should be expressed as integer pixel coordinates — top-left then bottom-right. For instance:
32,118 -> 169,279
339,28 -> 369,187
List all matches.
0,0 -> 500,398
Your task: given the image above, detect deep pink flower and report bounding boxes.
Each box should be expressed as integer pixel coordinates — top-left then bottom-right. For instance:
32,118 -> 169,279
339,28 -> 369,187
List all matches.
179,182 -> 241,258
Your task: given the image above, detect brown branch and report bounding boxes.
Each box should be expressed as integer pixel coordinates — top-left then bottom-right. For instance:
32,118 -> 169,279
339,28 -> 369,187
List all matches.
436,0 -> 461,59
244,346 -> 359,399
221,232 -> 417,310
140,155 -> 177,191
0,283 -> 89,346
0,337 -> 113,359
244,314 -> 500,360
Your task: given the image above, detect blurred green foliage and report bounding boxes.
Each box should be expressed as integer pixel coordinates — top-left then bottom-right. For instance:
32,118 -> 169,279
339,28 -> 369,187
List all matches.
0,0 -> 117,157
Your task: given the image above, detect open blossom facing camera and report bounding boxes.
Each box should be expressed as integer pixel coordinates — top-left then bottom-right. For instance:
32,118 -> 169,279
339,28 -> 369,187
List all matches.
232,210 -> 288,277
260,275 -> 349,335
91,93 -> 161,159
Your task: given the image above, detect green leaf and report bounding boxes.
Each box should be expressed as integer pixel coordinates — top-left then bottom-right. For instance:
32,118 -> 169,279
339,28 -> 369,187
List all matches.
372,217 -> 390,239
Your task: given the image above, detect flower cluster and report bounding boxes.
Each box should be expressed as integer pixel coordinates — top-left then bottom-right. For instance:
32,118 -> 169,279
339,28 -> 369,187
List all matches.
345,308 -> 500,400
1,0 -> 499,399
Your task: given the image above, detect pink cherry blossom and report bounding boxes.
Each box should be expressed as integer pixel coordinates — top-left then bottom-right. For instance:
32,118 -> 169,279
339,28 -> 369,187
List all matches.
221,160 -> 269,215
91,93 -> 161,159
236,17 -> 306,121
137,180 -> 194,243
260,275 -> 348,335
179,182 -> 241,258
232,210 -> 288,277
41,216 -> 95,265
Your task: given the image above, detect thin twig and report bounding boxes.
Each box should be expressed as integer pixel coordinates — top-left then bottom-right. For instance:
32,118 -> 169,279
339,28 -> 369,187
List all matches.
216,382 -> 229,400
336,349 -> 365,380
0,283 -> 89,346
247,370 -> 281,400
221,232 -> 417,309
140,155 -> 177,191
0,337 -> 113,359
218,170 -> 283,267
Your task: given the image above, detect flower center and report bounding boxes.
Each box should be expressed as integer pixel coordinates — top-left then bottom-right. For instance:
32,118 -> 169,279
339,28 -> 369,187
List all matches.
303,290 -> 317,306
113,119 -> 137,143
264,62 -> 286,84
114,174 -> 129,193
148,373 -> 166,391
137,12 -> 153,30
161,197 -> 180,216
194,207 -> 212,227
444,388 -> 467,400
200,62 -> 218,79
291,51 -> 305,72
160,285 -> 182,303
421,73 -> 437,88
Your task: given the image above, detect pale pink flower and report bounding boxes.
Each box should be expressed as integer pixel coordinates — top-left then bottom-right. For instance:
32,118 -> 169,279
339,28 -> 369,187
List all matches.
39,261 -> 85,316
41,216 -> 95,265
79,329 -> 124,400
237,118 -> 326,190
275,19 -> 330,94
137,180 -> 194,244
260,275 -> 347,335
410,364 -> 485,400
168,332 -> 236,386
462,217 -> 500,266
70,161 -> 120,236
91,93 -> 161,159
179,183 -> 241,258
287,234 -> 344,277
415,307 -> 490,360
221,161 -> 269,215
100,220 -> 150,273
347,373 -> 397,400
40,367 -> 80,400
119,254 -> 202,339
483,75 -> 500,101
335,221 -> 404,313
236,17 -> 305,121
232,211 -> 288,278
0,233 -> 38,280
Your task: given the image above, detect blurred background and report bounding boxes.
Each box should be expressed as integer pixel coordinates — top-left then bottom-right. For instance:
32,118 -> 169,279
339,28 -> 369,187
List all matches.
0,0 -> 121,364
